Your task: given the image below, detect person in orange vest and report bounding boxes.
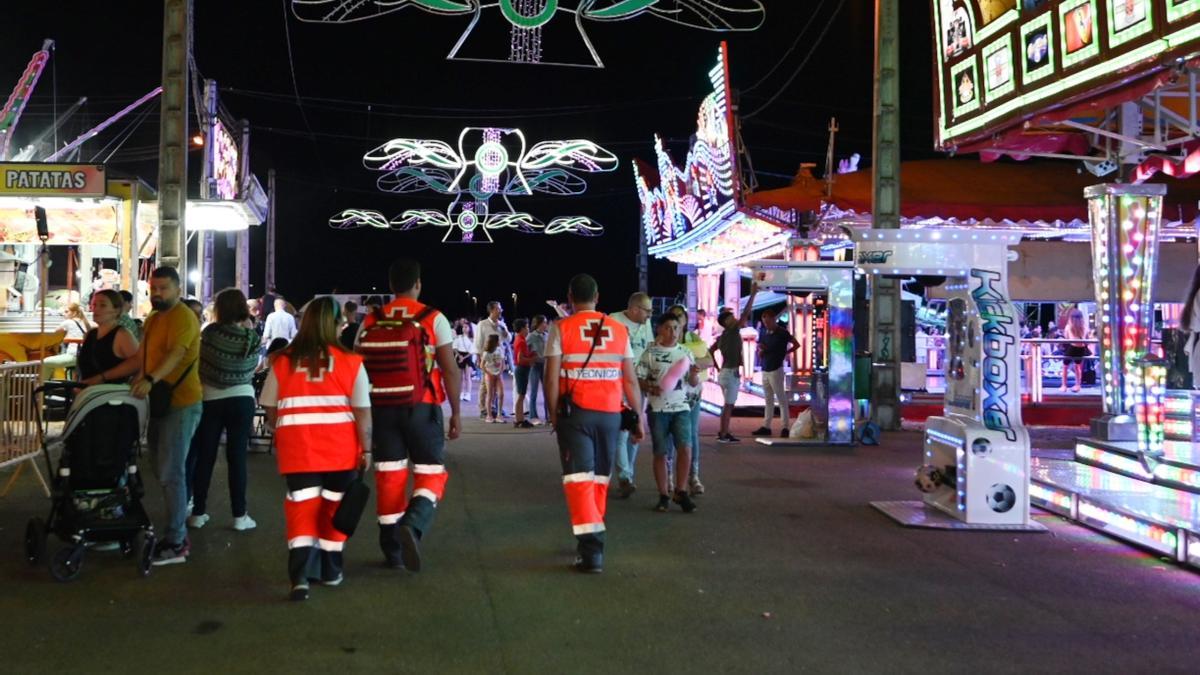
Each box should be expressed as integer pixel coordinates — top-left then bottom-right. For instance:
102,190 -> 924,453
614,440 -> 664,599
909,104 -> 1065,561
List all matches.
260,297 -> 372,601
355,258 -> 461,572
544,274 -> 646,573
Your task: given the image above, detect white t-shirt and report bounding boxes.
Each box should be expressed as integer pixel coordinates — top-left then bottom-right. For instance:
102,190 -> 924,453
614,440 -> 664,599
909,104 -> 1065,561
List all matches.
474,317 -> 510,356
636,343 -> 694,413
452,334 -> 473,353
481,351 -> 505,377
259,359 -> 371,408
609,311 -> 653,361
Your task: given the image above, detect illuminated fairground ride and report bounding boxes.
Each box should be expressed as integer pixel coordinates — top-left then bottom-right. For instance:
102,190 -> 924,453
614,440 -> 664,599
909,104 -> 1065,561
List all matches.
331,127 -> 617,243
290,0 -> 764,67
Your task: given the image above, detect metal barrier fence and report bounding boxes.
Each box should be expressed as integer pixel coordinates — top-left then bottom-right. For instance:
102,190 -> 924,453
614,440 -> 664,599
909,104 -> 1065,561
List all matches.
0,361 -> 48,497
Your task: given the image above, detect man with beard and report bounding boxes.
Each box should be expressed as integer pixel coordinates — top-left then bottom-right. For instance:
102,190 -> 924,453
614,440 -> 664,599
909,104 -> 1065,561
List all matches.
105,267 -> 202,565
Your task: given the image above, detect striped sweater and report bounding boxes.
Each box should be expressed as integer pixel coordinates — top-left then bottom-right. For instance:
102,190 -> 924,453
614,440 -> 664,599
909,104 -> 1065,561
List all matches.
199,323 -> 261,388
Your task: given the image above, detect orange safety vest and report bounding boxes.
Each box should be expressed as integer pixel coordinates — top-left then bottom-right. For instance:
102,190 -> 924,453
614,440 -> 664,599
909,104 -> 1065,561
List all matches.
557,310 -> 630,414
272,351 -> 364,474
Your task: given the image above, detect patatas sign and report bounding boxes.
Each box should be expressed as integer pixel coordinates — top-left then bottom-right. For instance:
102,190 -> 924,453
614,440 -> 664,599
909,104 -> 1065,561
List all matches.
0,163 -> 106,197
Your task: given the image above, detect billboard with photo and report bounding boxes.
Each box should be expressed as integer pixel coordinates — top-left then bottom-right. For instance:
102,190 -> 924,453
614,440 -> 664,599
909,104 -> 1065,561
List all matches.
931,0 -> 1200,150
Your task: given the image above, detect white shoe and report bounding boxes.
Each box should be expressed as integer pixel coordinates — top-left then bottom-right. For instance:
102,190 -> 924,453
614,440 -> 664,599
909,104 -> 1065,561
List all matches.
464,393 -> 472,402
187,513 -> 210,529
232,514 -> 257,531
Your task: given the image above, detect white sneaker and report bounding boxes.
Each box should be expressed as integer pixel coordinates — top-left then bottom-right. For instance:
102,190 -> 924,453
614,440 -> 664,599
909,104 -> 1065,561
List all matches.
464,393 -> 472,402
232,514 -> 257,531
187,513 -> 210,529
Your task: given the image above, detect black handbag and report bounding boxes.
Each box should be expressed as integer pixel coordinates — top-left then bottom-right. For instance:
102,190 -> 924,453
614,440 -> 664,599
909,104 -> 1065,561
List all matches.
148,359 -> 196,418
332,477 -> 371,536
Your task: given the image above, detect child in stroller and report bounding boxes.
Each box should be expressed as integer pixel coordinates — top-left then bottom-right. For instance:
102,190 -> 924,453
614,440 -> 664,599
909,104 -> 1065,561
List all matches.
24,381 -> 155,581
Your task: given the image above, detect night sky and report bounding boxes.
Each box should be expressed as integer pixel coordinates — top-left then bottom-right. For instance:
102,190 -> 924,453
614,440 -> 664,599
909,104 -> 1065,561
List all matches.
3,1 -> 938,320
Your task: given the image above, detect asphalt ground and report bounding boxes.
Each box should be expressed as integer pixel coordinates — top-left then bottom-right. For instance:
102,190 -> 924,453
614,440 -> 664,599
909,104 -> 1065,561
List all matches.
1,404 -> 1198,673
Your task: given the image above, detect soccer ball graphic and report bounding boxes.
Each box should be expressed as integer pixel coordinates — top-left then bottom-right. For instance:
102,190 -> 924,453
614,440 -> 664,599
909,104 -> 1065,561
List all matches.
971,437 -> 992,457
986,483 -> 1017,513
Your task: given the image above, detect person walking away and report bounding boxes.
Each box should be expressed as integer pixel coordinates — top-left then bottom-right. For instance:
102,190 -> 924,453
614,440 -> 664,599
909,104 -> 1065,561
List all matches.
187,288 -> 262,532
1060,308 -> 1091,393
260,297 -> 371,601
356,258 -> 461,572
452,320 -> 475,402
752,308 -> 800,438
474,301 -> 510,418
526,315 -> 549,425
263,298 -> 298,346
77,290 -> 139,385
481,335 -> 506,423
609,292 -> 654,498
668,304 -> 712,495
512,318 -> 535,428
100,267 -> 202,565
711,283 -> 758,443
637,313 -> 699,513
544,274 -> 645,573
339,300 -> 360,351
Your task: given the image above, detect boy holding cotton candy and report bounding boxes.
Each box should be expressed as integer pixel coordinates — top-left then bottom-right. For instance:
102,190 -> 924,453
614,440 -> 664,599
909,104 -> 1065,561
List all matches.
636,313 -> 701,514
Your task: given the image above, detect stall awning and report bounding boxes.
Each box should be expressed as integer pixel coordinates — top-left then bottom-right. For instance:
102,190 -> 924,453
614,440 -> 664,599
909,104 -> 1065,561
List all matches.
746,160 -> 1200,224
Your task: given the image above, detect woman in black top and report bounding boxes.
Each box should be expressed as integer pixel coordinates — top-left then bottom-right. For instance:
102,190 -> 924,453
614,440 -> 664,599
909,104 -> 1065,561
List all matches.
78,289 -> 139,385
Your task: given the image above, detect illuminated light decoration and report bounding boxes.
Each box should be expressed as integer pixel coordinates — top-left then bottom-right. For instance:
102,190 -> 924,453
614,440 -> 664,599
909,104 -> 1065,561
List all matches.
1028,482 -> 1074,515
185,201 -> 259,232
210,120 -> 240,201
929,1 -> 1200,151
1077,500 -> 1179,554
1086,185 -> 1163,455
637,43 -> 792,268
331,127 -> 616,243
1133,358 -> 1167,471
291,0 -> 764,67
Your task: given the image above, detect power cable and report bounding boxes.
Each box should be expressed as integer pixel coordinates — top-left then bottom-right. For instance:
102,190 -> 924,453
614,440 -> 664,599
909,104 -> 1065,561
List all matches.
742,0 -> 846,120
280,0 -> 317,143
743,0 -> 829,94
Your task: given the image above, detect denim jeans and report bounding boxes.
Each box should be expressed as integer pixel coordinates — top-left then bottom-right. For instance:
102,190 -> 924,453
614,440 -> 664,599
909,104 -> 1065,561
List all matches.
529,362 -> 547,419
148,402 -> 202,545
614,429 -> 640,483
649,409 -> 691,457
187,396 -> 255,518
688,397 -> 702,480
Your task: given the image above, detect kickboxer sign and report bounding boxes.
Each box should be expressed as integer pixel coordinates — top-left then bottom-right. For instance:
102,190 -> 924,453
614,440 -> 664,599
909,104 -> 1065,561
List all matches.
0,163 -> 106,197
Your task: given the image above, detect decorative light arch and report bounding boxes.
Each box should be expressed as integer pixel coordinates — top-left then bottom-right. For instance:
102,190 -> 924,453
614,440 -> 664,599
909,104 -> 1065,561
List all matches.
291,0 -> 765,67
331,126 -> 618,243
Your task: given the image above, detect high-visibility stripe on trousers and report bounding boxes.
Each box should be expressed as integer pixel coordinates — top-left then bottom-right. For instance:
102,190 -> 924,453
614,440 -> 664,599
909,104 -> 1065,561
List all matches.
375,459 -> 410,525
284,485 -> 347,551
563,472 -> 606,536
412,463 -> 449,506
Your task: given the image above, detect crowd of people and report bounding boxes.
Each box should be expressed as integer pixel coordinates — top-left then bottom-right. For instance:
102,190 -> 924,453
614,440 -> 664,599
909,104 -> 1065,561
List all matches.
58,258 -> 760,599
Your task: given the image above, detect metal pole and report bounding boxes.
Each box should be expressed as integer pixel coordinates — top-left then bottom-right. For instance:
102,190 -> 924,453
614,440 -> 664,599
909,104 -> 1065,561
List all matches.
637,230 -> 648,295
869,0 -> 903,430
265,168 -> 276,294
156,0 -> 191,274
235,119 -> 251,295
197,79 -> 217,303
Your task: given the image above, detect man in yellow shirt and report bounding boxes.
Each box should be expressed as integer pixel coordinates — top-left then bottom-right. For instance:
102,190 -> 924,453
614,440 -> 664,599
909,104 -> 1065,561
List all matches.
102,267 -> 201,565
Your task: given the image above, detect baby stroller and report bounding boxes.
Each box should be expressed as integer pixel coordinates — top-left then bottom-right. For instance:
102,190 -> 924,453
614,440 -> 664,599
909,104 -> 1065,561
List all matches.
24,381 -> 155,581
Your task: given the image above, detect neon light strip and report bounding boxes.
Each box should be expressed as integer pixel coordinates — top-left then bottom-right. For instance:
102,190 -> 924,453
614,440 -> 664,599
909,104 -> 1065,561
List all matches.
926,428 -> 964,449
1078,499 -> 1179,554
1029,481 -> 1074,514
1075,442 -> 1154,479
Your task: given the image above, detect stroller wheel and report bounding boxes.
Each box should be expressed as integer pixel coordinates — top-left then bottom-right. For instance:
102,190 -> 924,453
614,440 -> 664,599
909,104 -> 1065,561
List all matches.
24,518 -> 47,565
136,533 -> 155,578
50,545 -> 85,582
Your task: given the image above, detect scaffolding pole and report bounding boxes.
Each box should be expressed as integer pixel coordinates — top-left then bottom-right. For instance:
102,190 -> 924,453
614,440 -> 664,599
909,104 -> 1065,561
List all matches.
156,0 -> 191,274
869,0 -> 903,430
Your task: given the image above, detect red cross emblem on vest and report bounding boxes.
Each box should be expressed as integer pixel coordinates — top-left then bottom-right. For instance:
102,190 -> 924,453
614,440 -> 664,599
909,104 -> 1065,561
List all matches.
579,319 -> 613,349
